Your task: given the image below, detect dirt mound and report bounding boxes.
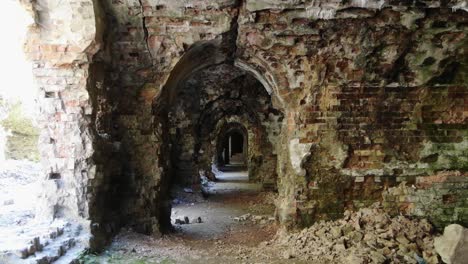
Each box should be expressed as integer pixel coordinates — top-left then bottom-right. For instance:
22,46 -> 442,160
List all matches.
277,203 -> 439,263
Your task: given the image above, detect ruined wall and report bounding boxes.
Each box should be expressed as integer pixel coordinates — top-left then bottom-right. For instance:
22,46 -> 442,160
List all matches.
235,1 -> 468,229
22,0 -> 105,247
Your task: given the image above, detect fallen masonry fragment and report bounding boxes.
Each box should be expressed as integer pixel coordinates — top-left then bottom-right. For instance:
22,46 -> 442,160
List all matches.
434,224 -> 468,264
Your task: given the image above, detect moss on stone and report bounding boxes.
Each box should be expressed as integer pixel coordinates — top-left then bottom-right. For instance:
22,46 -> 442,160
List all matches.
1,102 -> 39,161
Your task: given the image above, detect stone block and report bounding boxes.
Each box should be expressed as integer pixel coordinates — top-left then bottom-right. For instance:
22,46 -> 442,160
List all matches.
434,224 -> 468,264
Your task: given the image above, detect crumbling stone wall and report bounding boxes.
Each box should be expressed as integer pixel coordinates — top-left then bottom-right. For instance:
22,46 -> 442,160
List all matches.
22,0 -> 105,247
235,1 -> 468,229
25,0 -> 468,251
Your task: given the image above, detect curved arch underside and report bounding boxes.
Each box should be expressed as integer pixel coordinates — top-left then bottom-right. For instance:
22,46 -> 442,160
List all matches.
154,39 -> 284,113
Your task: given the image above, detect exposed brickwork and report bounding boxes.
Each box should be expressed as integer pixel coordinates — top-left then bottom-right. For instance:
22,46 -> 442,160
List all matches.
235,3 -> 467,230
383,171 -> 468,228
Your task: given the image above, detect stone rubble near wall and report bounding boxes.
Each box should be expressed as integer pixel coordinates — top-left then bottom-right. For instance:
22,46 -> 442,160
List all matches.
233,213 -> 276,225
382,172 -> 468,228
434,224 -> 468,264
277,202 -> 440,263
236,1 -> 468,229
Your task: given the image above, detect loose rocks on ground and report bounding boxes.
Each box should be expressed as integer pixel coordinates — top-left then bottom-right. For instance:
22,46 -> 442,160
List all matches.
276,203 -> 440,264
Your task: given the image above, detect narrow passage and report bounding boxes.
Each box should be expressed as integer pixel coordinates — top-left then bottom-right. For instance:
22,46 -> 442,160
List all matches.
88,170 -> 291,264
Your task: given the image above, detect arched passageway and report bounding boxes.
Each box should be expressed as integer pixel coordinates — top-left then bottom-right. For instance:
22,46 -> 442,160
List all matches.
160,61 -> 283,188
150,39 -> 284,240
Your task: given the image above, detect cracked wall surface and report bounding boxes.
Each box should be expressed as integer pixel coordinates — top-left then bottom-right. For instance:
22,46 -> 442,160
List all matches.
24,0 -> 468,250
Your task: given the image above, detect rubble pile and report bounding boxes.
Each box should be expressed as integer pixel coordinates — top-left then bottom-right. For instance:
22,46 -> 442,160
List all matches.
279,203 -> 440,264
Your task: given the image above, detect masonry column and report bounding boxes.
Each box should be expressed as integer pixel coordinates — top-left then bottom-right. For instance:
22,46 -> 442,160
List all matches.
23,0 -> 104,227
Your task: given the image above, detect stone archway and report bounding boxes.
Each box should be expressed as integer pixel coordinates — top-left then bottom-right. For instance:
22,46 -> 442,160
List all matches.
145,36 -> 286,243
148,33 -> 287,188
160,60 -> 284,187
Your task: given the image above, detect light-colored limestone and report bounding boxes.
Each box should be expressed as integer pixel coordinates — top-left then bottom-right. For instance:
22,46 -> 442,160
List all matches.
435,224 -> 468,264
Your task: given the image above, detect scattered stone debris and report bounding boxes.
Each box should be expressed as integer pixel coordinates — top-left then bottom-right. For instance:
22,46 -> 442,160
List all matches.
234,213 -> 275,225
175,216 -> 203,225
0,220 -> 88,264
200,174 -> 211,187
234,213 -> 251,222
434,224 -> 468,264
183,188 -> 193,194
3,199 -> 14,206
170,187 -> 206,205
201,188 -> 209,199
282,250 -> 293,259
277,203 -> 440,263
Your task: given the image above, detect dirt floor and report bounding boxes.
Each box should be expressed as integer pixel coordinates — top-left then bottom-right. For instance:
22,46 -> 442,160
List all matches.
0,160 -> 41,250
0,159 -> 40,228
81,171 -> 304,264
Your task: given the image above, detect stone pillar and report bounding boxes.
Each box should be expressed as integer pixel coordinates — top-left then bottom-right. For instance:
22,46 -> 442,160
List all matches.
23,0 -> 104,227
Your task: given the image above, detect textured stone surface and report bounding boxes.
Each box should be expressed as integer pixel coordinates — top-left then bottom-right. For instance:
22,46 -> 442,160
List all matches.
22,0 -> 104,250
434,224 -> 468,264
21,0 -> 468,253
236,2 -> 468,229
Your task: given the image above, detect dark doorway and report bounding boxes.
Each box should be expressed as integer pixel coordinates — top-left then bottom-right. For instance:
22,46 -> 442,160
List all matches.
223,131 -> 244,165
